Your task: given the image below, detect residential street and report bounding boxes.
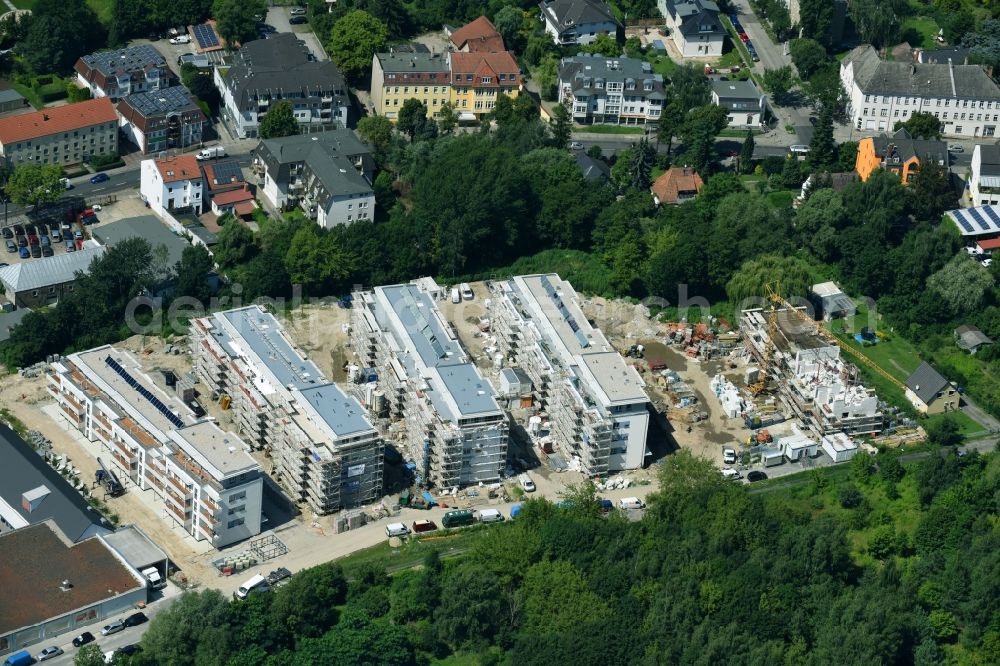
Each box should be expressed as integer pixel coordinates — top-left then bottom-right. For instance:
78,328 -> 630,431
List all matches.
728,0 -> 788,74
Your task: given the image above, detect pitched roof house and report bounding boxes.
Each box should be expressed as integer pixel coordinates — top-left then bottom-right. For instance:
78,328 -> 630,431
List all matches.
854,128 -> 947,184
650,167 -> 703,205
448,16 -> 506,52
660,0 -> 725,58
904,362 -> 959,414
970,143 -> 1000,207
539,0 -> 621,45
955,324 -> 993,353
74,44 -> 176,100
450,51 -> 523,119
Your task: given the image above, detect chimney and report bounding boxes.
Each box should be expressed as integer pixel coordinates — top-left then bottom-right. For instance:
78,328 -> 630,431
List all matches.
60,580 -> 73,591
42,114 -> 49,121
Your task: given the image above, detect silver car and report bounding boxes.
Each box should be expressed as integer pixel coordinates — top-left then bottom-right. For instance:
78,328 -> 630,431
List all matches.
101,619 -> 126,635
37,646 -> 64,661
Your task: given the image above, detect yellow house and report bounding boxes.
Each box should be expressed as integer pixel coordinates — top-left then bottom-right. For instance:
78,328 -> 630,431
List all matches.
370,51 -> 451,121
448,51 -> 523,120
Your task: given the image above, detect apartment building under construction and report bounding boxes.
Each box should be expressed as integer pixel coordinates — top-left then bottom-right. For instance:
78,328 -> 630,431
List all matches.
740,307 -> 884,436
48,346 -> 263,548
489,274 -> 651,477
191,306 -> 383,514
352,280 -> 508,488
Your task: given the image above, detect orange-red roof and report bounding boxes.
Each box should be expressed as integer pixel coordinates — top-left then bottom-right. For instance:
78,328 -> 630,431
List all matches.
977,237 -> 1000,250
154,155 -> 201,183
450,16 -> 504,52
450,51 -> 522,86
212,187 -> 253,206
0,98 -> 117,144
650,168 -> 704,204
234,201 -> 257,216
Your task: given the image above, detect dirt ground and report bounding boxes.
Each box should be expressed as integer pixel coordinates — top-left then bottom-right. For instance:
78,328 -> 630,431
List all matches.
282,302 -> 353,382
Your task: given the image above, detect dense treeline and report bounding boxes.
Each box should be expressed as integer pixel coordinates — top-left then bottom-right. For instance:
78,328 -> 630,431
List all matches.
117,449 -> 1000,665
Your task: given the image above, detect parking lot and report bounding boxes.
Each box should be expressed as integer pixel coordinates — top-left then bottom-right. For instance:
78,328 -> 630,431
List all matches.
1,210 -> 97,266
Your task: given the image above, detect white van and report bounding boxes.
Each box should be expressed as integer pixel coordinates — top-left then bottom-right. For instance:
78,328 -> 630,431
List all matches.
385,522 -> 410,538
460,283 -> 474,300
789,145 -> 810,155
197,146 -> 226,160
518,473 -> 536,493
721,468 -> 742,480
619,496 -> 645,510
234,573 -> 269,599
478,508 -> 504,523
450,287 -> 461,304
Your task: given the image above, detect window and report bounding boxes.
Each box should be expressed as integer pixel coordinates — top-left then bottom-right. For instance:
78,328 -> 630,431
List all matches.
229,491 -> 246,503
881,109 -> 888,117
956,126 -> 964,133
227,518 -> 245,529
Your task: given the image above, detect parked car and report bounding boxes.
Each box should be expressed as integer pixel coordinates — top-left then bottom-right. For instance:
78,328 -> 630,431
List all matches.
72,631 -> 95,647
117,645 -> 142,657
18,246 -> 28,259
1,227 -> 10,239
289,15 -> 308,24
124,612 -> 148,627
723,447 -> 737,465
101,619 -> 126,636
747,470 -> 768,482
36,646 -> 64,661
51,228 -> 61,242
16,235 -> 26,247
265,567 -> 293,586
74,229 -> 84,239
411,519 -> 438,533
569,141 -> 584,150
40,233 -> 50,246
5,239 -> 15,253
30,244 -> 40,258
169,34 -> 191,44
41,245 -> 53,257
948,144 -> 964,153
739,31 -> 749,42
65,239 -> 76,252
90,172 -> 109,184
290,7 -> 306,15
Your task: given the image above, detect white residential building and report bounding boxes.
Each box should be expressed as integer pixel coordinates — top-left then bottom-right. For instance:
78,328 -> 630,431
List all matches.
711,79 -> 767,127
840,45 -> 1000,138
352,279 -> 509,488
48,346 -> 263,548
558,55 -> 666,126
139,154 -> 204,216
539,0 -> 621,45
659,0 -> 726,57
970,143 -> 1000,207
489,274 -> 651,476
191,306 -> 384,514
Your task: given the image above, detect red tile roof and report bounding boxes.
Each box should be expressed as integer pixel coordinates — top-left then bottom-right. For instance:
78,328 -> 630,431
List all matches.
154,155 -> 201,183
977,237 -> 1000,250
234,201 -> 257,216
0,98 -> 117,144
212,187 -> 254,206
650,168 -> 704,204
450,51 -> 522,87
450,16 -> 505,52
0,522 -> 142,635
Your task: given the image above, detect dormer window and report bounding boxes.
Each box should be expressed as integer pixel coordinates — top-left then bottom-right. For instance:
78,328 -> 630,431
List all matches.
626,80 -> 635,90
596,78 -> 604,89
643,81 -> 652,91
482,76 -> 491,83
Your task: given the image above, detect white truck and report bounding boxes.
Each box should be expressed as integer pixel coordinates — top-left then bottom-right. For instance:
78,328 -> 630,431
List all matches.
234,573 -> 270,599
141,567 -> 165,590
196,146 -> 226,160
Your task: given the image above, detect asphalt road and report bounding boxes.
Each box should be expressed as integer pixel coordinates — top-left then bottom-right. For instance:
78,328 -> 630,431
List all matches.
728,0 -> 787,74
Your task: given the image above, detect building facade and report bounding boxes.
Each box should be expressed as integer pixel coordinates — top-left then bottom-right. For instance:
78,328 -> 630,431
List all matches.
0,247 -> 106,309
352,280 -> 509,488
74,45 -> 176,100
841,45 -> 1000,138
489,274 -> 651,476
140,155 -> 204,216
0,98 -> 118,167
116,86 -> 206,154
192,307 -> 384,514
371,51 -> 452,121
854,129 -> 947,184
216,33 -> 349,139
539,0 -> 621,45
711,79 -> 766,127
558,55 -> 665,125
970,143 -> 1000,207
660,0 -> 726,57
449,52 -> 522,119
48,346 -> 264,548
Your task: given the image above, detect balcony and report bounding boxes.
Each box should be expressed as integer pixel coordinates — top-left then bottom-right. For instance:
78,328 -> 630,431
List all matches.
166,501 -> 189,523
168,475 -> 192,496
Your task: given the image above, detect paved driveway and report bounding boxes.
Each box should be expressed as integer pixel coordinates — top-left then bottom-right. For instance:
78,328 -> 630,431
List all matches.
267,7 -> 328,61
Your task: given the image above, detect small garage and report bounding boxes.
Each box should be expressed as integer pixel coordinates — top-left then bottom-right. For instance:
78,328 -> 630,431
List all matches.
780,433 -> 819,462
101,525 -> 170,584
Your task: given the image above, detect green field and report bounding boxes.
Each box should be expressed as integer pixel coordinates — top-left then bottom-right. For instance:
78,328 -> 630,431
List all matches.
901,15 -> 942,49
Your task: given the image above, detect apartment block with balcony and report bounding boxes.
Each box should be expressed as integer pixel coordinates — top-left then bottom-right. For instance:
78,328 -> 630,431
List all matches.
557,55 -> 666,126
252,130 -> 374,228
371,50 -> 452,120
191,306 -> 384,514
116,85 -> 206,154
216,33 -> 349,139
488,274 -> 651,476
0,98 -> 118,168
75,45 -> 176,100
352,280 -> 508,488
47,346 -> 263,548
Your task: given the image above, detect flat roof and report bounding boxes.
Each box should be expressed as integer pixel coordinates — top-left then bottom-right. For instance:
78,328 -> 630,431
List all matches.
516,274 -> 610,358
93,216 -> 190,268
216,307 -> 324,391
379,283 -> 464,367
578,352 -> 647,404
294,383 -> 375,439
0,523 -> 143,635
431,364 -> 502,418
101,525 -> 168,571
168,422 -> 259,481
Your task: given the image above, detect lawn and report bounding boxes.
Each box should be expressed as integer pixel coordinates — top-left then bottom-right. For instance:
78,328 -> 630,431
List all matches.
335,526 -> 492,579
583,124 -> 645,135
646,53 -> 677,78
13,0 -> 114,22
901,15 -> 942,49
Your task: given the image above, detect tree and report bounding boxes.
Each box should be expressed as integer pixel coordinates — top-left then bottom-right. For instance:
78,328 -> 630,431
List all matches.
725,254 -> 812,303
894,112 -> 942,139
214,218 -> 257,268
789,38 -> 828,79
20,0 -> 105,73
74,644 -> 106,666
849,0 -> 903,48
796,188 -> 846,261
809,106 -> 836,169
212,0 -> 266,47
964,19 -> 1000,72
628,138 -> 655,189
188,75 -> 221,114
174,244 -> 214,303
927,254 -> 994,317
762,66 -> 794,105
6,163 -> 63,209
534,54 -> 560,101
437,102 -> 457,134
397,98 -> 432,141
66,82 -> 92,103
799,0 -> 834,45
549,103 -> 572,148
738,131 -> 755,174
268,562 -> 347,642
357,116 -> 394,155
669,64 -> 711,111
679,104 -> 729,176
907,160 -> 956,222
258,100 -> 299,139
327,10 -> 388,83
494,5 -> 523,48
582,33 -> 620,57
925,416 -> 963,447
521,560 -> 611,633
435,566 -> 504,645
140,589 -> 232,665
283,224 -> 356,296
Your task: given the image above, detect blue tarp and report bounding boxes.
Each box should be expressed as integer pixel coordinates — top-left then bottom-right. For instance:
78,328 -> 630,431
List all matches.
421,491 -> 438,507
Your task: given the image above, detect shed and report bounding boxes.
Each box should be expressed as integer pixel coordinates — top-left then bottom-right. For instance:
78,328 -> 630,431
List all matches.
810,281 -> 856,321
955,324 -> 993,353
0,88 -> 27,113
780,433 -> 818,462
760,447 -> 784,467
821,432 -> 858,463
498,367 -> 532,398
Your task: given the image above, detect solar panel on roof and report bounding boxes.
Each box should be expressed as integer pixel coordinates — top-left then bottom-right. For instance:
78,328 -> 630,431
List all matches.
210,161 -> 243,184
954,211 -> 974,233
983,206 -> 1000,228
574,330 -> 590,348
194,24 -> 219,48
968,207 -> 991,231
